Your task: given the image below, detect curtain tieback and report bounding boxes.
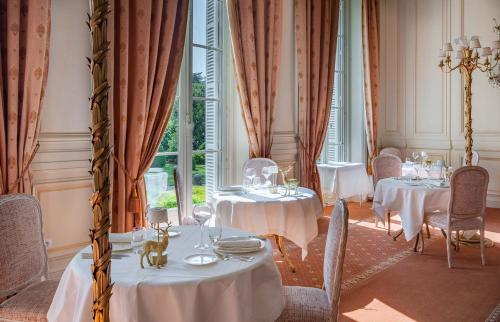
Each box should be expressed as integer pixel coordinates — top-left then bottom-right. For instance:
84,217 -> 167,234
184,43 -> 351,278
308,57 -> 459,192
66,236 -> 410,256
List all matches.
111,153 -> 143,214
7,142 -> 40,194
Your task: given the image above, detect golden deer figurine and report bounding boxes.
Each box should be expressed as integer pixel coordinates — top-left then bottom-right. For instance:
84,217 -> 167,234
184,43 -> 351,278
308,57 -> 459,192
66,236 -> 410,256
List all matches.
140,222 -> 172,269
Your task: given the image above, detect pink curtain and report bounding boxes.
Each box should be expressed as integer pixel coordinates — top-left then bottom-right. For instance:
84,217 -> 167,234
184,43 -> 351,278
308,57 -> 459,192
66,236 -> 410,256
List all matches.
111,0 -> 188,232
295,0 -> 340,201
227,0 -> 283,158
362,0 -> 380,173
0,0 -> 50,194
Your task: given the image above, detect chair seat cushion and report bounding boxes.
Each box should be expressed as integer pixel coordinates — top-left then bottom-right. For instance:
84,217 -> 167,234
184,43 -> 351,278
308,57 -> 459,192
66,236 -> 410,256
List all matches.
425,212 -> 483,230
275,286 -> 334,322
0,280 -> 59,322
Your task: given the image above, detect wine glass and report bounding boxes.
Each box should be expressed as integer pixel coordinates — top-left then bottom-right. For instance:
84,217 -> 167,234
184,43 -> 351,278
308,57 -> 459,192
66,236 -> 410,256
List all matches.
411,151 -> 420,162
208,215 -> 222,246
262,167 -> 272,187
193,205 -> 212,250
244,168 -> 257,187
420,151 -> 429,163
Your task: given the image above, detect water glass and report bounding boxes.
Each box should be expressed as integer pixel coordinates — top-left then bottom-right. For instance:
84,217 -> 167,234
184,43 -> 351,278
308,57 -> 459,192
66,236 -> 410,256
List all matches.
208,215 -> 222,246
262,167 -> 272,187
131,227 -> 146,254
244,168 -> 257,186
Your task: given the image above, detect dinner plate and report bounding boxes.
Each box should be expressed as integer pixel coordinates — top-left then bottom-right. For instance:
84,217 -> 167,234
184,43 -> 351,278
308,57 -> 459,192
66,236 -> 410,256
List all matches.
184,254 -> 218,266
111,243 -> 133,253
213,236 -> 265,254
168,229 -> 181,237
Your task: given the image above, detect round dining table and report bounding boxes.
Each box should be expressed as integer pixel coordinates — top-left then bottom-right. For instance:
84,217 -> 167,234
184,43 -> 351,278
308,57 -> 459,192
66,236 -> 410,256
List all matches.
47,226 -> 284,322
212,186 -> 323,261
372,178 -> 451,241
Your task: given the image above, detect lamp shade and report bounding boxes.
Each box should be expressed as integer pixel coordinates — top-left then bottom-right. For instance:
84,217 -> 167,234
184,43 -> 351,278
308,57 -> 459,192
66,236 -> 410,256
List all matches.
146,207 -> 169,224
493,40 -> 500,50
470,37 -> 481,49
443,42 -> 453,52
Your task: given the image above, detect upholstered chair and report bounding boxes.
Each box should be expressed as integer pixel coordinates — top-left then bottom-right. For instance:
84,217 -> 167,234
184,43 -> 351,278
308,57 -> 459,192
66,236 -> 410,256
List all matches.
276,199 -> 349,322
379,147 -> 402,160
0,194 -> 59,322
242,158 -> 278,182
462,150 -> 479,166
423,166 -> 489,268
372,154 -> 402,235
173,167 -> 197,225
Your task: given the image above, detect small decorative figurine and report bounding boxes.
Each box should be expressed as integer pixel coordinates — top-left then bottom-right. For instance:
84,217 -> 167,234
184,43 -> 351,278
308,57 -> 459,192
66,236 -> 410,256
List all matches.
140,222 -> 172,269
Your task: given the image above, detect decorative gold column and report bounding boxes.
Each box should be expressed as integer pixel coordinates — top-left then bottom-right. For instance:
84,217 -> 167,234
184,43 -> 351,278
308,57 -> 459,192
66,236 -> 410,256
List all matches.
439,38 -> 500,165
88,0 -> 112,321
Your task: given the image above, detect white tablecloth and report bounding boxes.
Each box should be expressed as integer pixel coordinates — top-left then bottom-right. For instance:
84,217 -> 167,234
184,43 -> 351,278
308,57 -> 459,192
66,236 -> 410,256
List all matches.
212,187 -> 323,260
317,162 -> 373,204
47,226 -> 284,322
372,178 -> 450,240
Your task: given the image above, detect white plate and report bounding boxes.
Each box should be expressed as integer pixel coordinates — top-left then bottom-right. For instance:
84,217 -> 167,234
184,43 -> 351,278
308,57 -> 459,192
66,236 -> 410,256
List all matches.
112,243 -> 133,253
168,230 -> 181,237
213,236 -> 265,254
184,254 -> 218,266
217,186 -> 244,192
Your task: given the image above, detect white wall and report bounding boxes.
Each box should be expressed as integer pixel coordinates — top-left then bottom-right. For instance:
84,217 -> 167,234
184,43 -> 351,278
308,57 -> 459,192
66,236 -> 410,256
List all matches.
33,0 -> 92,273
379,0 -> 500,207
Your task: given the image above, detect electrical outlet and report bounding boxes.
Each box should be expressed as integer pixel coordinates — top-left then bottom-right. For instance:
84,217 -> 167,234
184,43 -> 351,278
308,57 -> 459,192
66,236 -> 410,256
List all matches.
44,239 -> 53,249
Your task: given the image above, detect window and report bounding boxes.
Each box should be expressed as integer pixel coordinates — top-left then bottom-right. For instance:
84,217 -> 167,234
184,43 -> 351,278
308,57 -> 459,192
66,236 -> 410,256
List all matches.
146,0 -> 224,215
320,0 -> 346,163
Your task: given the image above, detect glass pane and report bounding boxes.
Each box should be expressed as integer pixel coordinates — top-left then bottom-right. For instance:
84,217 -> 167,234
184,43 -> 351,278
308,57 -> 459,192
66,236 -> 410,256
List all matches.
158,98 -> 179,153
192,100 -> 219,151
192,47 -> 221,98
146,155 -> 178,209
191,152 -> 219,205
193,0 -> 221,48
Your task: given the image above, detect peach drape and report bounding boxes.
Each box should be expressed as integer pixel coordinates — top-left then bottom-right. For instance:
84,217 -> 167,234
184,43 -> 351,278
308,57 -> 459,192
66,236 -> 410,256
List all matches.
362,0 -> 380,172
295,0 -> 340,201
227,0 -> 283,158
0,0 -> 50,194
111,0 -> 188,232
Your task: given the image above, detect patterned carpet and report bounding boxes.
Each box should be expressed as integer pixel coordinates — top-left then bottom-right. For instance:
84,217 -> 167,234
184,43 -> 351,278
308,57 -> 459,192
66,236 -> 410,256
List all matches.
273,203 -> 438,291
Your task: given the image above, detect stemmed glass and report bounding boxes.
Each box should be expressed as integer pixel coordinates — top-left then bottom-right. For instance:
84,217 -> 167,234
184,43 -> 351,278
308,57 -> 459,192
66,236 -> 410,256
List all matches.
131,227 -> 146,254
193,205 -> 212,250
244,168 -> 257,187
411,152 -> 420,178
262,167 -> 272,187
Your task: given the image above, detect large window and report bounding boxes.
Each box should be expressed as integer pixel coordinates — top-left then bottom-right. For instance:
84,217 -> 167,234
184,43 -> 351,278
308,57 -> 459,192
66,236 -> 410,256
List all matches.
321,0 -> 346,163
146,0 -> 224,214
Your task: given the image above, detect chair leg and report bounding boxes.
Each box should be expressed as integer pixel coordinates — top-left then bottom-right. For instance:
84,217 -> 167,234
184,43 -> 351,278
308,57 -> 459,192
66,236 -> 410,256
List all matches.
413,233 -> 420,252
480,227 -> 485,266
455,230 -> 460,252
446,228 -> 452,268
425,223 -> 431,238
420,230 -> 425,254
387,212 -> 391,235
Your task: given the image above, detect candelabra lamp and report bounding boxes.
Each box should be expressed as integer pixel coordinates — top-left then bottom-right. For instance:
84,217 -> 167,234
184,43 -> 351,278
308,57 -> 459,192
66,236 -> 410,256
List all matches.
489,19 -> 500,87
439,34 -> 500,165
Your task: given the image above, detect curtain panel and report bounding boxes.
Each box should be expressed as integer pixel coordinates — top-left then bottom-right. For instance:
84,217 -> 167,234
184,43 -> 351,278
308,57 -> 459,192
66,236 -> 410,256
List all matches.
362,0 -> 380,172
0,0 -> 50,194
227,0 -> 283,158
295,0 -> 340,201
111,0 -> 188,232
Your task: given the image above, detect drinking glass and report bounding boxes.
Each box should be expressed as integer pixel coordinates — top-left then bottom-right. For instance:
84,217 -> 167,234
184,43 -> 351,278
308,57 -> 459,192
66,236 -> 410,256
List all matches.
193,205 -> 212,250
208,215 -> 222,246
131,227 -> 146,254
411,152 -> 420,162
244,168 -> 257,187
262,167 -> 272,187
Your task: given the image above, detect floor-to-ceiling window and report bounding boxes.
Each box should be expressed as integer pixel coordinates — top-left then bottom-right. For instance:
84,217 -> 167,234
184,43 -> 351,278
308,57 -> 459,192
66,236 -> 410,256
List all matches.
145,0 -> 224,217
320,0 -> 346,163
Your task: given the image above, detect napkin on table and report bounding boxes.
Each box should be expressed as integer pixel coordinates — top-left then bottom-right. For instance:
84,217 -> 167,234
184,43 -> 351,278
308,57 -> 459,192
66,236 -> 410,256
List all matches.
109,232 -> 132,243
216,238 -> 261,249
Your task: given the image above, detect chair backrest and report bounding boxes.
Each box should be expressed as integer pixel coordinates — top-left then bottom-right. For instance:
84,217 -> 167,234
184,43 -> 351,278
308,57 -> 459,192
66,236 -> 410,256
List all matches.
462,150 -> 479,166
449,166 -> 489,222
0,194 -> 48,297
242,158 -> 278,182
379,147 -> 402,160
173,167 -> 184,225
323,199 -> 349,317
372,154 -> 402,187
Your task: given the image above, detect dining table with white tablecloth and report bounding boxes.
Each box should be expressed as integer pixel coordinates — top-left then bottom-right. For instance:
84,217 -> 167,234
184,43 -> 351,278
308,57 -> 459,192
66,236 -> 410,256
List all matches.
317,162 -> 373,204
372,178 -> 451,241
212,187 -> 323,260
47,226 -> 284,322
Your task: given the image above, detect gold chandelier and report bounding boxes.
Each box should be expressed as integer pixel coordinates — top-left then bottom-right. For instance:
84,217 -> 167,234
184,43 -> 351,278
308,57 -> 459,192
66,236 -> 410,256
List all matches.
439,31 -> 500,166
489,19 -> 500,87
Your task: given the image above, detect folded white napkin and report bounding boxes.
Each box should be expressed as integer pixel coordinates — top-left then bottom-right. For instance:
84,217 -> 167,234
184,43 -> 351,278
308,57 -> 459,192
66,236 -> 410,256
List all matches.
216,239 -> 261,249
109,232 -> 132,243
